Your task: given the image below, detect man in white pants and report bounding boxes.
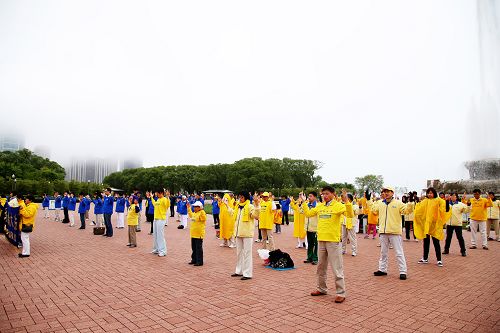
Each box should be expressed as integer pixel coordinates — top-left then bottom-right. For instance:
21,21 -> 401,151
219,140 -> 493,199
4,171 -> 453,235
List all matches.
151,189 -> 170,257
18,195 -> 38,258
463,189 -> 493,249
371,186 -> 409,280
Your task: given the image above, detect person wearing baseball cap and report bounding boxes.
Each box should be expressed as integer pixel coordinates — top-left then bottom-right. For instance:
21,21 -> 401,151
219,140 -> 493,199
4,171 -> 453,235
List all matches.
257,192 -> 276,251
187,201 -> 207,266
371,186 -> 409,280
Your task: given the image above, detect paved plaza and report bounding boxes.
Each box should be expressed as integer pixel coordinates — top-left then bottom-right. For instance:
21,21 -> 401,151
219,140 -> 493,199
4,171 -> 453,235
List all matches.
1,207 -> 499,333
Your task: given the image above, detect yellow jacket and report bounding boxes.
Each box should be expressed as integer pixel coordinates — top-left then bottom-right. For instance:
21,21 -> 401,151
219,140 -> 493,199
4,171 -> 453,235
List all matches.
290,199 -> 306,238
414,198 -> 447,240
463,197 -> 493,221
301,201 -> 318,232
303,200 -> 350,242
370,199 -> 407,235
367,200 -> 379,225
188,209 -> 207,239
152,196 -> 170,220
446,202 -> 468,227
219,194 -> 235,239
127,204 -> 140,226
358,197 -> 368,215
258,200 -> 275,230
342,202 -> 355,229
230,200 -> 260,238
404,202 -> 415,221
19,202 -> 38,230
487,200 -> 500,219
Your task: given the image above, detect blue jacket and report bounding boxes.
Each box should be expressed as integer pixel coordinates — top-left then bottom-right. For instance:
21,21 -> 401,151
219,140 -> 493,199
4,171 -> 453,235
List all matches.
42,196 -> 50,208
178,201 -> 188,215
84,198 -> 91,211
147,198 -> 155,214
212,200 -> 220,215
68,197 -> 77,211
115,197 -> 126,213
280,198 -> 291,212
93,198 -> 103,214
78,200 -> 87,214
103,196 -> 114,214
55,196 -> 62,208
62,196 -> 69,208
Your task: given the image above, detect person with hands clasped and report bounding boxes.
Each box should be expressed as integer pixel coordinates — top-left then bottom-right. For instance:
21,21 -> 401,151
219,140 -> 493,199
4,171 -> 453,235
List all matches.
187,201 -> 207,266
151,189 -> 171,257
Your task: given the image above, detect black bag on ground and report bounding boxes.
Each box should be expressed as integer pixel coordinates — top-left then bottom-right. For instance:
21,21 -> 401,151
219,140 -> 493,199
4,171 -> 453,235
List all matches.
93,227 -> 105,235
268,249 -> 294,269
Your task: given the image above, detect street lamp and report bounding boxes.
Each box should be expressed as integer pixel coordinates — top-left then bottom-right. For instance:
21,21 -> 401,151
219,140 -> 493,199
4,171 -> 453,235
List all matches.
11,174 -> 16,191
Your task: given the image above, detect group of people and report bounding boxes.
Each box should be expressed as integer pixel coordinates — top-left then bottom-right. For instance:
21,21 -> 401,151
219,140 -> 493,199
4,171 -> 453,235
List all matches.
2,185 -> 499,305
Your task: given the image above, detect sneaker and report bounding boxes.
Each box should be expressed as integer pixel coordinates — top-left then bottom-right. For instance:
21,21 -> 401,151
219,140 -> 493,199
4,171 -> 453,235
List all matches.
255,239 -> 261,243
311,261 -> 318,265
414,239 -> 419,242
373,270 -> 387,276
241,276 -> 252,280
469,245 -> 477,249
228,244 -> 236,248
303,259 -> 311,263
389,245 -> 393,249
482,246 -> 488,250
418,259 -> 428,264
437,261 -> 443,267
151,250 -> 159,254
376,243 -> 381,247
399,274 -> 407,280
352,253 -> 357,257
158,253 -> 166,257
461,252 -> 467,257
231,273 -> 242,277
311,290 -> 327,296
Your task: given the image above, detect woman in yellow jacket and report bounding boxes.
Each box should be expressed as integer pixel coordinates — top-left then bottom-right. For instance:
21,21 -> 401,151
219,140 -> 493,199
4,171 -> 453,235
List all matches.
364,198 -> 378,239
229,192 -> 260,280
414,187 -> 447,266
219,193 -> 236,248
187,201 -> 207,266
442,193 -> 467,256
290,196 -> 306,248
18,195 -> 38,258
126,196 -> 140,248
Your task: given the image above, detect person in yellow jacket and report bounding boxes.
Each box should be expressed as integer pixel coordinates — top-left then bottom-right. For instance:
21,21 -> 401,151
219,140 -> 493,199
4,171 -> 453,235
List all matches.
219,193 -> 236,248
414,187 -> 447,266
187,201 -> 207,266
341,194 -> 358,256
126,196 -> 140,248
290,196 -> 306,248
274,204 -> 283,234
300,186 -> 349,304
463,189 -> 493,249
18,195 -> 38,258
258,192 -> 276,251
229,192 -> 261,280
151,189 -> 170,257
486,192 -> 499,241
442,193 -> 467,256
371,186 -> 409,280
365,197 -> 379,239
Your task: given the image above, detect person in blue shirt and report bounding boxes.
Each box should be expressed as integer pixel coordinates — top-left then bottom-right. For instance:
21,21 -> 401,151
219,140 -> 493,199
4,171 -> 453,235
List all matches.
92,193 -> 104,227
42,193 -> 50,219
78,193 -> 87,229
212,196 -> 220,237
62,192 -> 70,223
68,192 -> 77,227
102,188 -> 114,237
54,192 -> 62,222
115,194 -> 126,229
178,196 -> 189,229
280,195 -> 291,225
145,191 -> 156,234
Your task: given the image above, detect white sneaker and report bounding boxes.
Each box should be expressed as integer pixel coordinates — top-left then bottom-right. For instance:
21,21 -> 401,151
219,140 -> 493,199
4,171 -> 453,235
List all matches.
418,259 -> 428,264
228,244 -> 236,248
151,250 -> 159,254
352,253 -> 357,257
437,261 -> 443,267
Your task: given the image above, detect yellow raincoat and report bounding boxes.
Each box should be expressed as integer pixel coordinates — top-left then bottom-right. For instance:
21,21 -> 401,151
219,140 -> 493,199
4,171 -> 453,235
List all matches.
219,194 -> 235,240
414,198 -> 447,240
258,199 -> 275,230
290,199 -> 306,238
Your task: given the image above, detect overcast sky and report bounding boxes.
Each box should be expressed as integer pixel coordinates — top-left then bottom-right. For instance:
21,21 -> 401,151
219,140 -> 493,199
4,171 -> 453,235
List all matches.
1,0 -> 498,191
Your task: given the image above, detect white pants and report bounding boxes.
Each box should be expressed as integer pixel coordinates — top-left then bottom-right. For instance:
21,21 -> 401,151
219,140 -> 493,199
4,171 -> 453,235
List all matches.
342,225 -> 357,254
43,207 -> 49,218
117,212 -> 125,228
235,237 -> 253,278
353,217 -> 359,233
153,219 -> 167,256
378,234 -> 407,274
470,220 -> 487,247
21,232 -> 30,255
95,214 -> 103,227
180,214 -> 188,228
54,209 -> 61,221
69,211 -> 75,226
137,212 -> 142,230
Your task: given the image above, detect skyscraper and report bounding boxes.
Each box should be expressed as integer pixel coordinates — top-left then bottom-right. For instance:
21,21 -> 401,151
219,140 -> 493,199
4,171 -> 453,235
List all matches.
66,158 -> 118,184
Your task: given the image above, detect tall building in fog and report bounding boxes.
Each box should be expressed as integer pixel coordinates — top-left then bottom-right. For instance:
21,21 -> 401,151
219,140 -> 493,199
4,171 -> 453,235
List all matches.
66,159 -> 118,184
0,133 -> 25,152
121,158 -> 143,170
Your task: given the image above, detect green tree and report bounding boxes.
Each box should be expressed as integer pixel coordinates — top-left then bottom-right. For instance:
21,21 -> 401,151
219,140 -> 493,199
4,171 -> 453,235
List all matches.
354,174 -> 384,194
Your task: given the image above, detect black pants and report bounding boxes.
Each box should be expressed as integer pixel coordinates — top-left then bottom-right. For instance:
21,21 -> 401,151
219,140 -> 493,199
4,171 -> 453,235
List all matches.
79,213 -> 86,229
306,231 -> 318,262
63,208 -> 69,223
191,238 -> 203,265
258,228 -> 262,240
213,214 -> 220,229
405,221 -> 416,239
444,225 -> 466,254
358,215 -> 365,233
401,215 -> 405,229
423,234 -> 441,261
170,205 -> 175,217
282,211 -> 289,225
103,213 -> 113,236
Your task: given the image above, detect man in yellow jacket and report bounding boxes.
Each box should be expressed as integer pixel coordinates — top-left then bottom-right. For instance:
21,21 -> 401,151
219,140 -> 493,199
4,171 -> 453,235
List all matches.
486,192 -> 499,242
258,192 -> 276,251
301,186 -> 350,304
371,186 -> 408,280
463,189 -> 493,249
18,195 -> 38,258
151,189 -> 171,257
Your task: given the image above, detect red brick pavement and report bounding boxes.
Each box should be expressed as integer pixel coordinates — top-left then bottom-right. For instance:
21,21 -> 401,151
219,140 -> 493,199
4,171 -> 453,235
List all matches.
1,206 -> 499,333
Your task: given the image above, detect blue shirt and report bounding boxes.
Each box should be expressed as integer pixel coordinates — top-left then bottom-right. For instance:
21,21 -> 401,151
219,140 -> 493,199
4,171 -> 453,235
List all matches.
115,197 -> 126,213
93,198 -> 103,214
68,197 -> 77,211
62,196 -> 69,208
178,201 -> 188,215
280,198 -> 291,212
78,200 -> 87,213
147,198 -> 155,214
42,196 -> 50,207
212,200 -> 220,215
55,196 -> 62,208
84,198 -> 91,211
103,196 -> 114,214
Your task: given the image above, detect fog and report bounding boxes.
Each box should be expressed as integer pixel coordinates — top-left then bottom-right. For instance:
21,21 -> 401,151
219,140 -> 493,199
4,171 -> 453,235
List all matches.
1,0 -> 498,191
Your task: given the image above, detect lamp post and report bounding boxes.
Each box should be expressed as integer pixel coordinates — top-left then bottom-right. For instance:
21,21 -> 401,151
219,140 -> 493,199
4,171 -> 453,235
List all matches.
11,174 -> 16,191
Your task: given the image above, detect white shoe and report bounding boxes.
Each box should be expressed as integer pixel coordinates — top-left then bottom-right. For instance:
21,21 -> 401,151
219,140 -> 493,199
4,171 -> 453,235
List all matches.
418,258 -> 428,264
158,253 -> 166,257
219,243 -> 226,247
389,245 -> 393,249
151,250 -> 159,254
228,244 -> 236,248
437,261 -> 443,267
352,253 -> 357,257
